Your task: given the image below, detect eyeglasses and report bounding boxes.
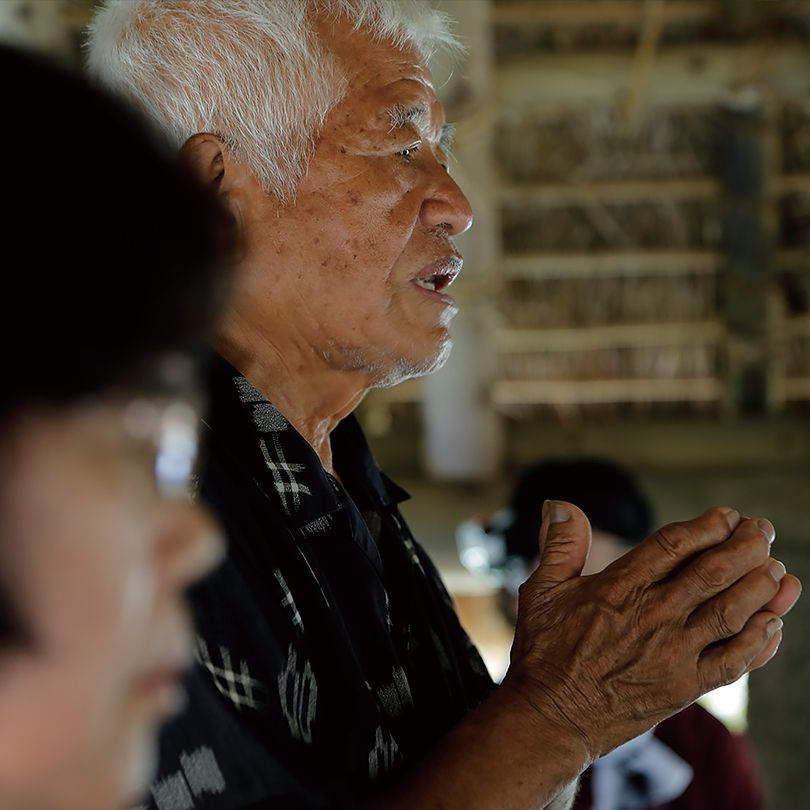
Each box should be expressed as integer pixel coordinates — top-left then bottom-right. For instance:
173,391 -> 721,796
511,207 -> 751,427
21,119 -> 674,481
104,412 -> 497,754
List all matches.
115,352 -> 205,500
122,396 -> 201,499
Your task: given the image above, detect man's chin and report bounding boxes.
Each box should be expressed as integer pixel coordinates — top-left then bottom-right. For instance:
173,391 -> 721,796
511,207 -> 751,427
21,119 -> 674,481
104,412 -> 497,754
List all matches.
373,337 -> 453,389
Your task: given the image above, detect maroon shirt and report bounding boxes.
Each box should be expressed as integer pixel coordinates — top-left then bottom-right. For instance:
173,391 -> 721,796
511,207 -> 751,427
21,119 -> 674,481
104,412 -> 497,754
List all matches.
574,704 -> 767,810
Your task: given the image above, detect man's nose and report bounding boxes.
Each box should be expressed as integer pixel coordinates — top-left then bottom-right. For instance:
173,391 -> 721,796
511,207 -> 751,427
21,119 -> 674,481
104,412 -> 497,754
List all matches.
419,169 -> 473,236
157,501 -> 225,591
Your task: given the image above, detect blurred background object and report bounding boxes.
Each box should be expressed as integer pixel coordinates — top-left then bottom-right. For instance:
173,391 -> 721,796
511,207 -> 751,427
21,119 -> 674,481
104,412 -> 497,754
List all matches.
0,0 -> 85,64
456,456 -> 768,810
3,1 -> 807,808
376,4 -> 810,808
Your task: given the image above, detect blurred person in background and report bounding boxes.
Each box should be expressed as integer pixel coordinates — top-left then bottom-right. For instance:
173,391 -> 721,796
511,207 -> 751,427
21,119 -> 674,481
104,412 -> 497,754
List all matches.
458,457 -> 767,810
0,44 -> 229,810
87,2 -> 799,808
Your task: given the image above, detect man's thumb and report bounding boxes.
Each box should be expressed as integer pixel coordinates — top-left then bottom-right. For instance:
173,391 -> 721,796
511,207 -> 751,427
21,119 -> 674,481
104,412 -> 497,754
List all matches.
534,500 -> 592,591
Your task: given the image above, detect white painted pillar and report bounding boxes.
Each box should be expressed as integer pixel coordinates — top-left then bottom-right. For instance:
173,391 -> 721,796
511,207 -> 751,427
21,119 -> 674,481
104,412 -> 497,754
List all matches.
423,0 -> 503,481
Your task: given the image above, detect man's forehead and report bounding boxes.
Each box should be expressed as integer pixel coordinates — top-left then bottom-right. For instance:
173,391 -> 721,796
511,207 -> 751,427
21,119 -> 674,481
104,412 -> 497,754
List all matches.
370,77 -> 446,134
326,25 -> 447,138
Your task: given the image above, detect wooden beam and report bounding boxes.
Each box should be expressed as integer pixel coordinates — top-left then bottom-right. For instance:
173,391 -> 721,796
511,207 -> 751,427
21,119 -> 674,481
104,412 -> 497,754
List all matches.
493,1 -> 717,27
500,177 -> 721,207
500,174 -> 810,208
496,321 -> 724,352
775,249 -> 810,268
783,378 -> 810,400
497,43 -> 810,108
779,173 -> 810,195
63,3 -> 95,28
493,377 -> 723,405
502,250 -> 723,279
777,315 -> 810,340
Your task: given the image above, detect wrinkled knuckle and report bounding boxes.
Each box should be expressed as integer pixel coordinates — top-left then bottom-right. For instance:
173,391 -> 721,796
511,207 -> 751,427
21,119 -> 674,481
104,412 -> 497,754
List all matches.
692,556 -> 728,592
704,506 -> 732,531
704,655 -> 744,692
742,528 -> 771,565
711,600 -> 743,639
652,524 -> 684,560
717,655 -> 747,688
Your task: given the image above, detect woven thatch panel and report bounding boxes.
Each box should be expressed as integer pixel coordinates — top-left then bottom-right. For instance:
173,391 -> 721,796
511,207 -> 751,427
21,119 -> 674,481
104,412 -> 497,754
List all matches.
502,199 -> 722,251
778,267 -> 810,316
496,108 -> 718,183
781,101 -> 810,173
496,398 -> 722,422
498,344 -> 718,381
493,23 -> 712,60
500,274 -> 716,328
786,336 -> 810,377
493,9 -> 719,59
780,193 -> 810,249
493,2 -> 810,60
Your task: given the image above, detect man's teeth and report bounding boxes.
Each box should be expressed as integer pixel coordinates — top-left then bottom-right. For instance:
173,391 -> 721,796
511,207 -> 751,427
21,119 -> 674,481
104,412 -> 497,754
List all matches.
415,274 -> 454,292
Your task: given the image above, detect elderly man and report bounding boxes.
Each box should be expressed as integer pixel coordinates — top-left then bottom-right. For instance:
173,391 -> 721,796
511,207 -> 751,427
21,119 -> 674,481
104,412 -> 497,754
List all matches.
87,2 -> 800,809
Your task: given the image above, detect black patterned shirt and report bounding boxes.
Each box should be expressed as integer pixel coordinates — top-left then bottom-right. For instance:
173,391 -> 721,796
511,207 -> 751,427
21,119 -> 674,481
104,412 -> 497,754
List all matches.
140,354 -> 494,810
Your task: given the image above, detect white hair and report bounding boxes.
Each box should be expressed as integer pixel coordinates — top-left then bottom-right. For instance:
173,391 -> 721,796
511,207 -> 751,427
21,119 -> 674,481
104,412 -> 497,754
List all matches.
85,0 -> 459,200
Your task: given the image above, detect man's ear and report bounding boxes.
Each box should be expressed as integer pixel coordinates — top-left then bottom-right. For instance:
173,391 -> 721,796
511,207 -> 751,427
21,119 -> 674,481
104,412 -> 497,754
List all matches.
180,133 -> 247,247
179,133 -> 234,195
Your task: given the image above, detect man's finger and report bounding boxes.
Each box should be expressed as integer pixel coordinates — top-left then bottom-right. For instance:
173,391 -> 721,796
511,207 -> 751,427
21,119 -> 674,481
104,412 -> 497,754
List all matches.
762,572 -> 802,617
661,518 -> 772,613
615,506 -> 740,583
698,611 -> 782,693
748,628 -> 783,671
532,500 -> 591,593
686,561 -> 781,645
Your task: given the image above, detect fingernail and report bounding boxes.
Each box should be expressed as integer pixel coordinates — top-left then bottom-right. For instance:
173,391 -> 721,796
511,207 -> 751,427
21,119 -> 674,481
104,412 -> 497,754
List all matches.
757,519 -> 776,545
768,559 -> 786,582
543,500 -> 571,525
767,617 -> 783,636
722,508 -> 741,530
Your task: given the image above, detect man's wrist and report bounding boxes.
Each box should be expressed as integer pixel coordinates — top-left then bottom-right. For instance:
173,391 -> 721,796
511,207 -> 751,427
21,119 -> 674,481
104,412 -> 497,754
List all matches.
497,672 -> 596,770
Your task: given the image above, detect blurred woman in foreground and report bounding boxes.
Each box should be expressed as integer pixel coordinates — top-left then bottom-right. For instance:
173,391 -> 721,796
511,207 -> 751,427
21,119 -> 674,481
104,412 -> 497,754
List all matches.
0,44 -> 230,810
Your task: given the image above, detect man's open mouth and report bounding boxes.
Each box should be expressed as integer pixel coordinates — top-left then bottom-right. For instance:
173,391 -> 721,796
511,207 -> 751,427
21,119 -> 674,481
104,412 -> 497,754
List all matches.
413,273 -> 455,292
411,257 -> 462,294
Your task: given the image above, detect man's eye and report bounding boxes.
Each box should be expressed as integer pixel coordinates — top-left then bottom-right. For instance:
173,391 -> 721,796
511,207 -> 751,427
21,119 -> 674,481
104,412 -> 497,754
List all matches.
398,144 -> 421,160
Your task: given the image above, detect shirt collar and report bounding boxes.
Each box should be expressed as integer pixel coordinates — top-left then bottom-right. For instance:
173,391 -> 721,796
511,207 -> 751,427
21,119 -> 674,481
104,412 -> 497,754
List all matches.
204,353 -> 409,531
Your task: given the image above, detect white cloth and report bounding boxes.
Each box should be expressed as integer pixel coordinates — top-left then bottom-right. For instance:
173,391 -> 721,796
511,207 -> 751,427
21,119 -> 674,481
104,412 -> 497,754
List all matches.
591,729 -> 693,810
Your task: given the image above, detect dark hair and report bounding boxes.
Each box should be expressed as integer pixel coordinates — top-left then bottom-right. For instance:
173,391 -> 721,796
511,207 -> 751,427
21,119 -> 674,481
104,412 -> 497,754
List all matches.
0,45 -> 231,644
503,458 -> 654,562
0,44 -> 231,423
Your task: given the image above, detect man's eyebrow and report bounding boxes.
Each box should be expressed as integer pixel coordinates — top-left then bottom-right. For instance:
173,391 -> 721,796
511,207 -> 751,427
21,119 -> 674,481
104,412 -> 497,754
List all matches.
387,103 -> 456,156
387,103 -> 431,135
